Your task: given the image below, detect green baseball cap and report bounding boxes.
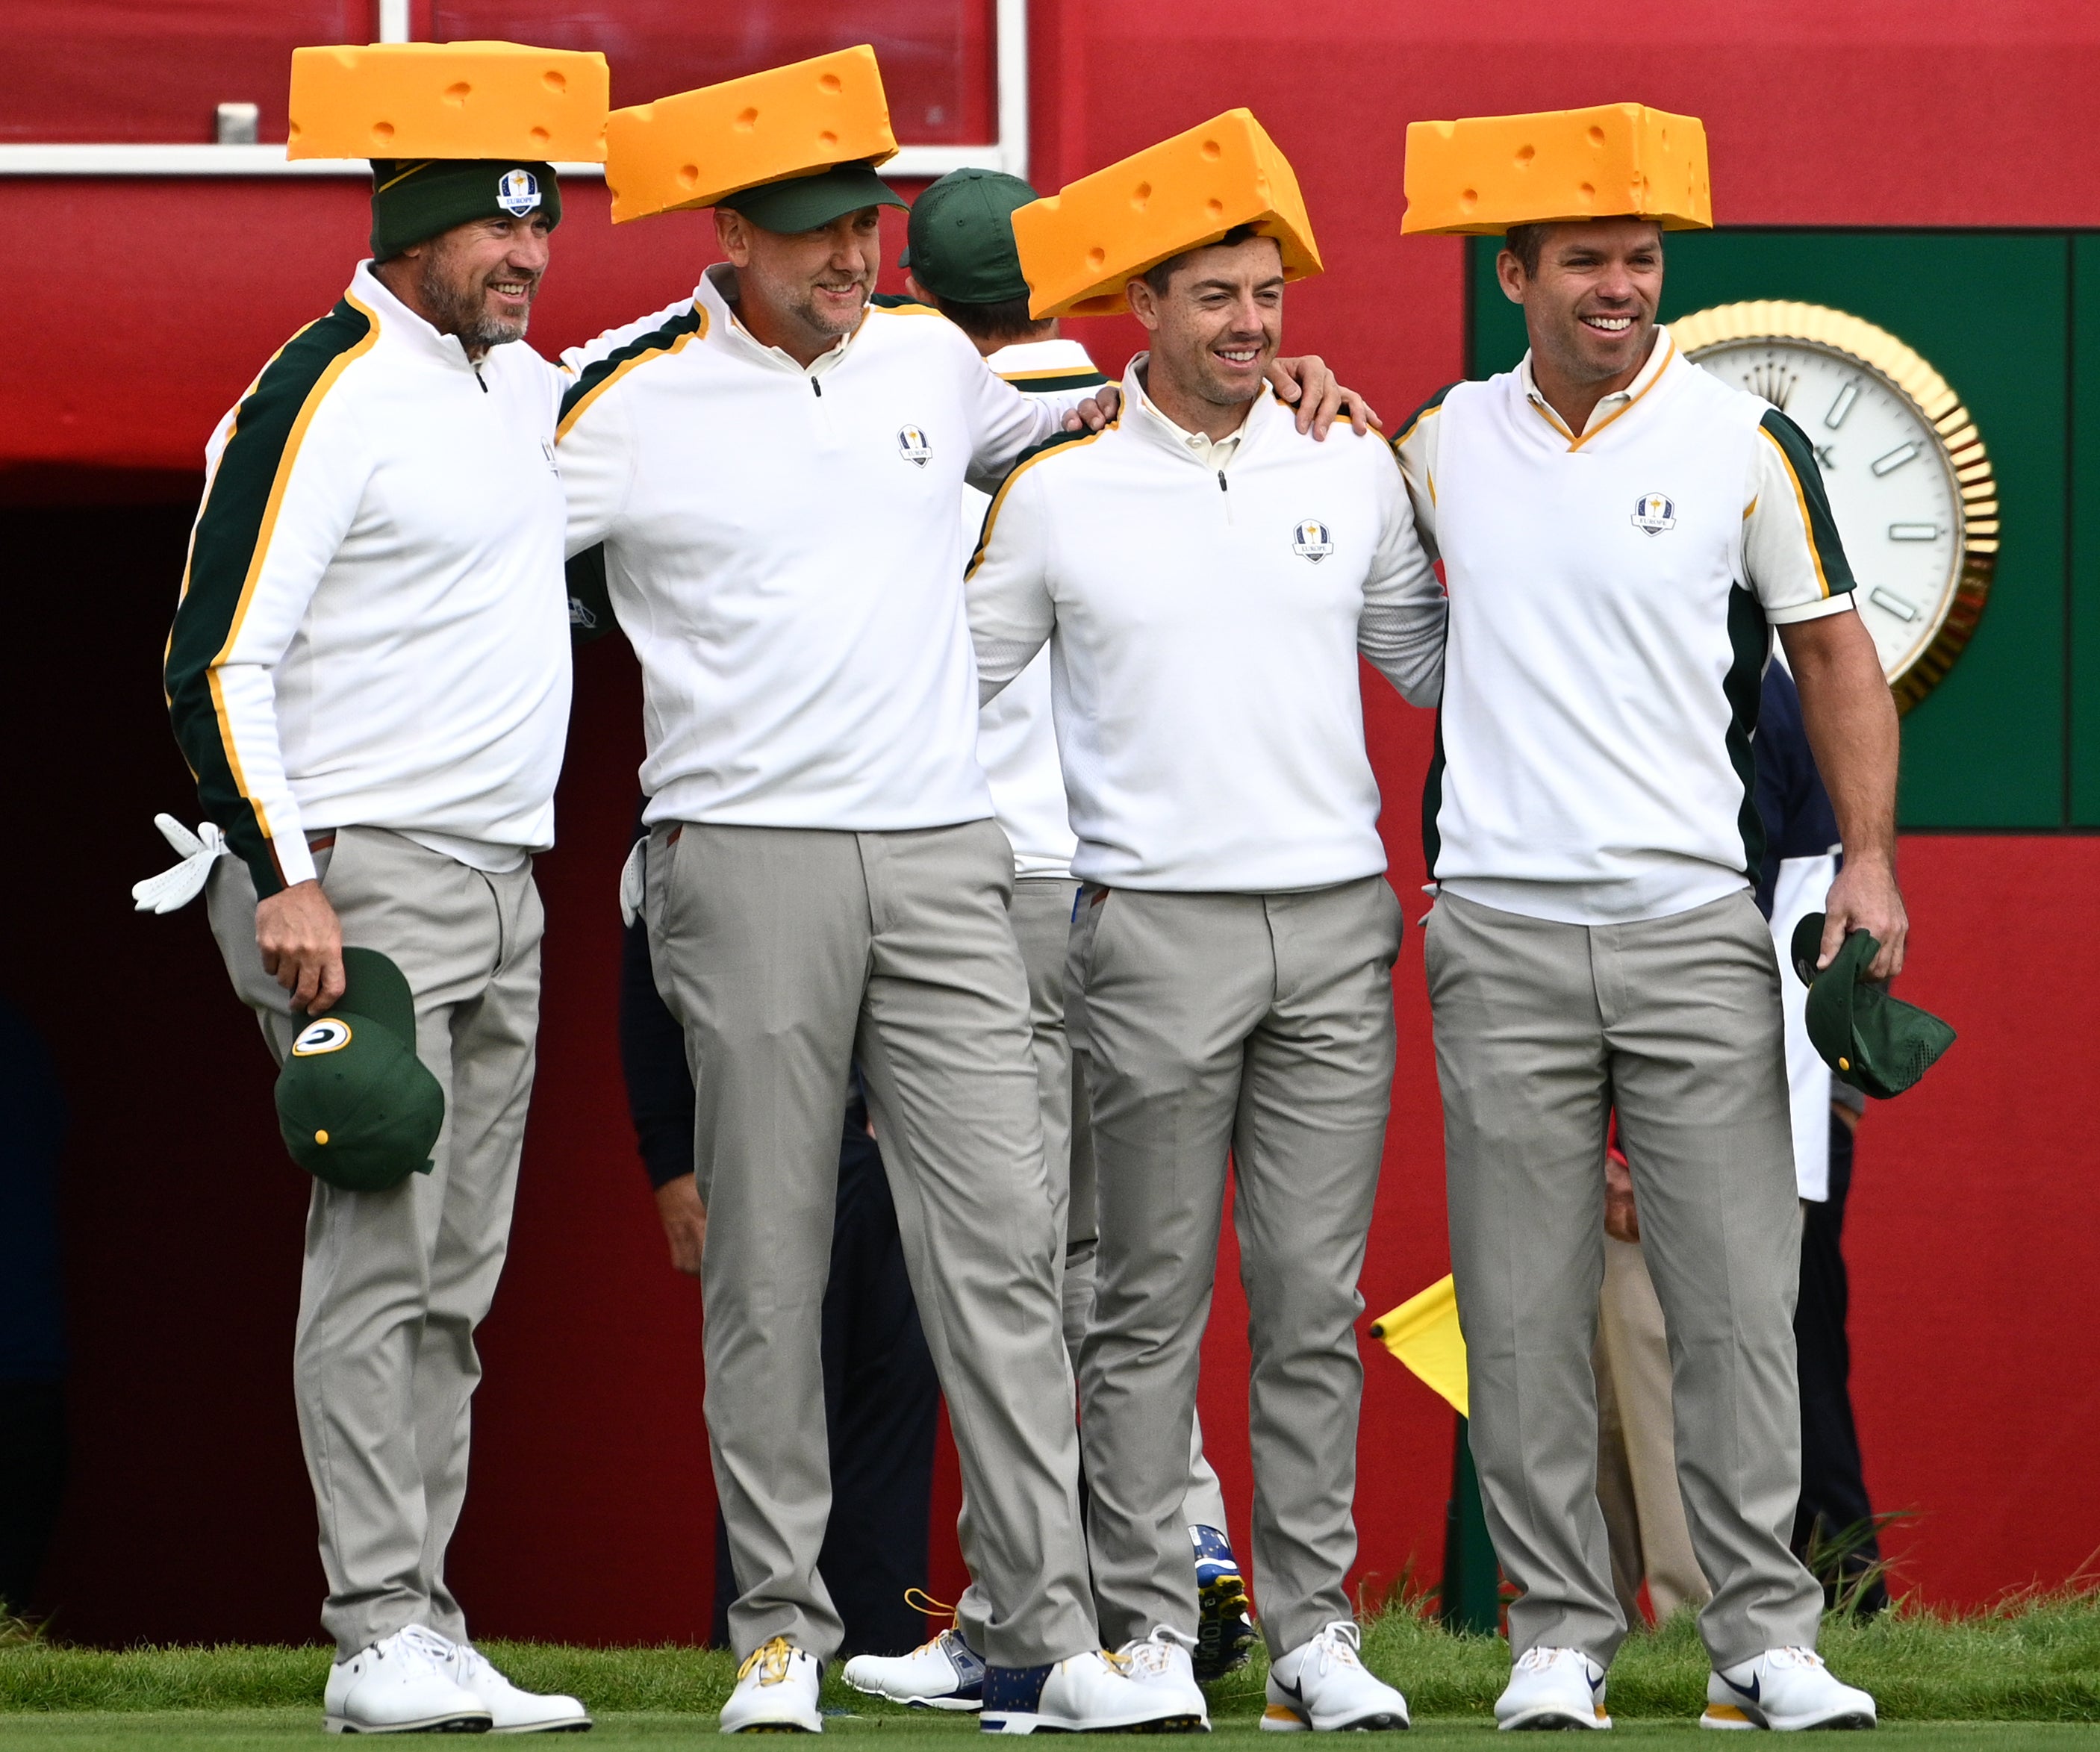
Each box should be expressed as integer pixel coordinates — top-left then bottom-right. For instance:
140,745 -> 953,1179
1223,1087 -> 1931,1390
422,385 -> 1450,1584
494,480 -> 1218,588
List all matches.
1790,913 -> 1957,1098
899,167 -> 1039,303
275,947 -> 445,1192
718,160 -> 905,234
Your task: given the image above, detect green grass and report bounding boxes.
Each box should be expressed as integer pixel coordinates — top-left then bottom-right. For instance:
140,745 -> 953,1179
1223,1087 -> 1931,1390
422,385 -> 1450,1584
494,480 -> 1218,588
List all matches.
1,1594 -> 2096,1742
0,1716 -> 2096,1750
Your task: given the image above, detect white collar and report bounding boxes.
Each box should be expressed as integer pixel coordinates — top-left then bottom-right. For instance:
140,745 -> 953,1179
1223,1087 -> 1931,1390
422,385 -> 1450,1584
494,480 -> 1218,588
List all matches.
699,262 -> 862,380
1517,326 -> 1678,441
352,260 -> 487,375
1124,352 -> 1271,468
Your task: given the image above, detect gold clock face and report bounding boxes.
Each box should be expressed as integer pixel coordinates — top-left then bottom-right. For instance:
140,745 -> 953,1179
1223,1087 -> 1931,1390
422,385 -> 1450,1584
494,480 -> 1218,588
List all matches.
1672,301 -> 1998,712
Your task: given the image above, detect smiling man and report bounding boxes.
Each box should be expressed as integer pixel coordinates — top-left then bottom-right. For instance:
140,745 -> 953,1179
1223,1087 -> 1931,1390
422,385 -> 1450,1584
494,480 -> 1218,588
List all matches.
968,122 -> 1443,1733
161,44 -> 601,1738
1395,109 -> 1891,1733
558,55 -> 1231,1738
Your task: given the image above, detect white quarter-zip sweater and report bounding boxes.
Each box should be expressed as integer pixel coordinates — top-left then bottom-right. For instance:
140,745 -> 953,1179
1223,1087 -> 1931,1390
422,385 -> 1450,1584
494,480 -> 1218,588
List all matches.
558,266 -> 1085,832
967,361 -> 1446,893
166,262 -> 573,896
1394,333 -> 1857,925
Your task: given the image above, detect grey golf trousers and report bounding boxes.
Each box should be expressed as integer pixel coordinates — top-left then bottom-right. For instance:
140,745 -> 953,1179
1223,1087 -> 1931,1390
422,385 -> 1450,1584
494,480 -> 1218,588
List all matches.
642,820 -> 1095,1668
1424,888 -> 1825,1670
208,826 -> 542,1656
1071,876 -> 1402,1657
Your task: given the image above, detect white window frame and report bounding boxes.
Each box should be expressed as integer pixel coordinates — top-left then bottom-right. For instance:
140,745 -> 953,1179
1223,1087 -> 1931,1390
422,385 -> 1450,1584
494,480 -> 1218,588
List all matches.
0,0 -> 1026,180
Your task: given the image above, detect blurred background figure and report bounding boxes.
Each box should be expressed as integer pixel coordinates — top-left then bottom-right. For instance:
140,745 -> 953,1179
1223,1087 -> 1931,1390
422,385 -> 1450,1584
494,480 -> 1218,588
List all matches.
617,818 -> 940,1657
0,994 -> 68,1623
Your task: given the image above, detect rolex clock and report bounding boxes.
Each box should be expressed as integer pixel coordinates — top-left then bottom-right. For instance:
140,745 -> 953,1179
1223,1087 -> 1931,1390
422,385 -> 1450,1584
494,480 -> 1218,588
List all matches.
1672,301 -> 1998,712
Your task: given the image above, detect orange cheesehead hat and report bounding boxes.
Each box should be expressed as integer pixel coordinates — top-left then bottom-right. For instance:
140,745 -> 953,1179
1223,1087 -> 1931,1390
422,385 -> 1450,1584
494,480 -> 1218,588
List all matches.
1012,109 -> 1322,320
605,46 -> 899,224
1400,103 -> 1710,235
287,41 -> 608,162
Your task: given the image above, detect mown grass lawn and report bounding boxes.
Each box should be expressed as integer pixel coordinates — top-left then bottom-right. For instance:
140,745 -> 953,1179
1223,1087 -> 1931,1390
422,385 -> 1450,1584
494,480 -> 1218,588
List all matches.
2,1594 -> 2095,1745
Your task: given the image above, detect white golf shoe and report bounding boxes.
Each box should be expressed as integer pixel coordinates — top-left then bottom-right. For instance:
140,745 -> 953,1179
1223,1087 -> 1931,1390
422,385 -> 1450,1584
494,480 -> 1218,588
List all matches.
323,1625 -> 491,1735
1262,1621 -> 1409,1733
720,1637 -> 823,1734
1115,1627 -> 1210,1730
842,1627 -> 985,1711
979,1648 -> 1202,1733
441,1640 -> 592,1733
1701,1647 -> 1876,1731
1494,1646 -> 1610,1731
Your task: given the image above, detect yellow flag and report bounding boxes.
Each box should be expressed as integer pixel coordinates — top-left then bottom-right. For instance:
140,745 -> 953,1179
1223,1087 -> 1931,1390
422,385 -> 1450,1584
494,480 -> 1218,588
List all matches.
1370,1274 -> 1468,1418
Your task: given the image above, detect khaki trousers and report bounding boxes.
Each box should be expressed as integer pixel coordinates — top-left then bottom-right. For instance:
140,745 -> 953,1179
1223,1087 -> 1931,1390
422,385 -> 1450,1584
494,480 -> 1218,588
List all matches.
1071,876 -> 1401,1656
1595,1235 -> 1711,1625
208,826 -> 542,1656
643,820 -> 1094,1667
1426,889 -> 1823,1670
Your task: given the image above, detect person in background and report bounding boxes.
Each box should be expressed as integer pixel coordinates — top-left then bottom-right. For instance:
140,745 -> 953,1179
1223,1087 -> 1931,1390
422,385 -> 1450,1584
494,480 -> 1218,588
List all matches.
839,167 -> 1253,1719
617,814 -> 941,1659
0,996 -> 67,1623
1753,663 -> 1890,1616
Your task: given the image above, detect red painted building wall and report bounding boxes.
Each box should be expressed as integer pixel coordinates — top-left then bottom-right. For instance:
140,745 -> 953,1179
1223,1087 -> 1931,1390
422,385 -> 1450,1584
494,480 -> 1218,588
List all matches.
7,0 -> 2098,1644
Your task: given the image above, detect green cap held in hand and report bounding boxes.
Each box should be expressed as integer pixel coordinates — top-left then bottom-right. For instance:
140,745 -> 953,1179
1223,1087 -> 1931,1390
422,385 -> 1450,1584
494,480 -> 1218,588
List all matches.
275,947 -> 444,1191
1790,913 -> 1956,1099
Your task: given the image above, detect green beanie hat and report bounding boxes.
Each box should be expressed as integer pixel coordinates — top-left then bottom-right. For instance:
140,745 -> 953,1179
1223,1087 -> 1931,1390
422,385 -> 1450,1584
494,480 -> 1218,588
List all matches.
275,947 -> 445,1191
369,158 -> 561,261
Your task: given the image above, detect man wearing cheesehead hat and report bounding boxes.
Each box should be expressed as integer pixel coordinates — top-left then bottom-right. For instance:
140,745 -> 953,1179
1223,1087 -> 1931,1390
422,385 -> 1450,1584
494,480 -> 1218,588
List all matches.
839,169 -> 1256,1716
555,49 -> 1363,1734
1393,107 -> 1898,1731
968,113 -> 1445,1733
159,41 -> 602,1734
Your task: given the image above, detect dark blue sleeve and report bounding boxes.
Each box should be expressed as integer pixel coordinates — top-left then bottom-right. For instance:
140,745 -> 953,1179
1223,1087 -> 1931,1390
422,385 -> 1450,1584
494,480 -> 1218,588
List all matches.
1754,664 -> 1842,918
616,801 -> 697,1190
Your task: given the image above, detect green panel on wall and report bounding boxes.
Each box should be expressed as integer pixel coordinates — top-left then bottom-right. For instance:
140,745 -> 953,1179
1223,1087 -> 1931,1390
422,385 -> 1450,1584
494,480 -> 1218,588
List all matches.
2072,237 -> 2100,826
1467,232 -> 2069,829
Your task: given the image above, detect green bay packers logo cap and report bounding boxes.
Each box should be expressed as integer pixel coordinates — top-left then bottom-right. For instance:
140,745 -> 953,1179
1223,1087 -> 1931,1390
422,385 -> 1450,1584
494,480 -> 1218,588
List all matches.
274,946 -> 445,1191
1790,912 -> 1957,1098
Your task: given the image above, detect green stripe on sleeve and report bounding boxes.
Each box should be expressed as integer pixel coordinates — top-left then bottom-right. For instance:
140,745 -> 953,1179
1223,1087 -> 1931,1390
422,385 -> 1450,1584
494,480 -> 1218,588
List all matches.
1724,584 -> 1772,879
1759,407 -> 1857,597
558,303 -> 705,432
164,299 -> 373,896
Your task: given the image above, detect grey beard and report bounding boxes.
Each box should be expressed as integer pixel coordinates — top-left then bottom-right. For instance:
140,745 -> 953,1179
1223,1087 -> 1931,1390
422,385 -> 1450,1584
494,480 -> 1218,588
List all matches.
422,261 -> 530,349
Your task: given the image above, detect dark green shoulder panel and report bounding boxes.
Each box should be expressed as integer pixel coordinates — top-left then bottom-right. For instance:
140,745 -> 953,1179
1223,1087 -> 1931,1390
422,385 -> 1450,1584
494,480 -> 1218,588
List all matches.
558,302 -> 705,429
1391,381 -> 1459,454
1758,407 -> 1857,596
166,299 -> 376,895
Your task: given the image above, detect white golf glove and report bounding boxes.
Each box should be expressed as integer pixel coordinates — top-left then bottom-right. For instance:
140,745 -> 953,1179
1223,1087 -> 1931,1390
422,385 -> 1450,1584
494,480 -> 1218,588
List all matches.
618,836 -> 646,929
131,814 -> 229,914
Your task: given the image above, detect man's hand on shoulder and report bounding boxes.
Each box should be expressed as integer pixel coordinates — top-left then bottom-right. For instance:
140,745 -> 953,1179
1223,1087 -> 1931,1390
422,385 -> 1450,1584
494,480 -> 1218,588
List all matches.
256,879 -> 346,1014
1820,854 -> 1908,982
1063,385 -> 1123,432
1268,356 -> 1377,440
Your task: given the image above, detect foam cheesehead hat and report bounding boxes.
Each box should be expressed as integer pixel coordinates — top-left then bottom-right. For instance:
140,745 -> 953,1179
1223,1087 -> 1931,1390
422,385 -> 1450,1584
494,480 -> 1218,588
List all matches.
1011,109 -> 1322,320
1789,913 -> 1957,1099
289,41 -> 608,261
275,947 -> 446,1192
901,169 -> 1039,305
604,45 -> 903,229
1400,103 -> 1711,236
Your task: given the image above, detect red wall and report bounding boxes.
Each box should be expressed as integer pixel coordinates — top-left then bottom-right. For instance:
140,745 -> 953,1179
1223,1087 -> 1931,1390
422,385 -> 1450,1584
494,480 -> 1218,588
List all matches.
11,0 -> 2100,1643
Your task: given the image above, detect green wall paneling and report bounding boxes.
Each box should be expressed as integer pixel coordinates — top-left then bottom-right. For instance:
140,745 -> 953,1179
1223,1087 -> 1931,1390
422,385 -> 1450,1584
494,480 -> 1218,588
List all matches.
1466,231 -> 2069,829
2072,236 -> 2100,825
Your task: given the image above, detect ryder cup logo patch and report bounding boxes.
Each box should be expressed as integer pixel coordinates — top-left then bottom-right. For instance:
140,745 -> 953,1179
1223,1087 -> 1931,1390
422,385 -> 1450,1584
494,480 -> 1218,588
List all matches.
291,1018 -> 353,1057
897,425 -> 932,467
1292,518 -> 1335,563
1631,491 -> 1677,536
496,168 -> 543,216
